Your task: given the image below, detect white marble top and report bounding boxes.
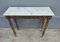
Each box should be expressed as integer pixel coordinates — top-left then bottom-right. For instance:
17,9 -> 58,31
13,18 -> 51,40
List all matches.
3,7 -> 54,16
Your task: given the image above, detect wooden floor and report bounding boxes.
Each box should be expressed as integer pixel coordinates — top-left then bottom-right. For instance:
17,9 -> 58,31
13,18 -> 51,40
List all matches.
0,28 -> 60,42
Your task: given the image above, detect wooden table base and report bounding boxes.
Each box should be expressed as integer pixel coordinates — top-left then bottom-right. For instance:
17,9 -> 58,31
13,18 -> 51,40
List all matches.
6,16 -> 52,37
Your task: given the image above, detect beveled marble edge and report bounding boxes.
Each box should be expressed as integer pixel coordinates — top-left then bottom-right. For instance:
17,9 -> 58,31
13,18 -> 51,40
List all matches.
3,14 -> 55,16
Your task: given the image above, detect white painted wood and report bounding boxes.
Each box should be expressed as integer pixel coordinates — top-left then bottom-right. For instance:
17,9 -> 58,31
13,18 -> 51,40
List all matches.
3,7 -> 55,16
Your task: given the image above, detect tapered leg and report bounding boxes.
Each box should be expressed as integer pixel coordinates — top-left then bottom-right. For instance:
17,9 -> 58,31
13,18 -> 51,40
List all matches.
40,24 -> 43,31
7,18 -> 17,36
41,18 -> 49,37
14,17 -> 19,30
40,19 -> 44,31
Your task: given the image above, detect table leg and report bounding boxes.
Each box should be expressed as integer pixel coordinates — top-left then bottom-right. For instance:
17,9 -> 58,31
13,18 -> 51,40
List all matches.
7,18 -> 17,36
14,17 -> 19,30
41,18 -> 49,37
40,19 -> 44,31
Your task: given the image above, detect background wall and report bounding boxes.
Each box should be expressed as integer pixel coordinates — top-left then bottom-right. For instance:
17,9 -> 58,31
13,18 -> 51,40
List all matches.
0,0 -> 60,29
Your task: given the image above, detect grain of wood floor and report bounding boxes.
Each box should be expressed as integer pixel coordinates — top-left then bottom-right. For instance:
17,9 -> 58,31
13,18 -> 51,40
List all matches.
0,28 -> 60,42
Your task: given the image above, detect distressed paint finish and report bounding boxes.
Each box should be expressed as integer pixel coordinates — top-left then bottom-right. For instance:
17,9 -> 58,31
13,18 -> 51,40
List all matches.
6,16 -> 17,36
5,16 -> 52,37
14,17 -> 19,30
41,17 -> 51,37
3,7 -> 54,36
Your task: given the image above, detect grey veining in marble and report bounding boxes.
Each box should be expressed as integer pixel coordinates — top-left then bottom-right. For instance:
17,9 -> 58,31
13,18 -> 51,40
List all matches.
3,7 -> 54,16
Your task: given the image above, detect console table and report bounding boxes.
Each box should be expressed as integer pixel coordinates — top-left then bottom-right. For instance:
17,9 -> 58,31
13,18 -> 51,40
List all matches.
3,7 -> 54,37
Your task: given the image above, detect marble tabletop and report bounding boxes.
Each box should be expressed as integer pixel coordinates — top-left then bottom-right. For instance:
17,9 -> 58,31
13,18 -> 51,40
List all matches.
3,7 -> 54,16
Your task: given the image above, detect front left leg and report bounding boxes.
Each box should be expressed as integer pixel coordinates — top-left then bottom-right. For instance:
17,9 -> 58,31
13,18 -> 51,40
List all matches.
7,17 -> 17,36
